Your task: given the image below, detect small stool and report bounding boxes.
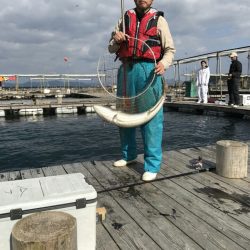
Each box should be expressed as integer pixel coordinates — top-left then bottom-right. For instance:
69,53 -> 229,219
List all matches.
12,211 -> 77,250
216,140 -> 248,178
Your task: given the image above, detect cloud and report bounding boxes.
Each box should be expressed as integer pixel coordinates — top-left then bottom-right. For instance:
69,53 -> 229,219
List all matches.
0,0 -> 249,75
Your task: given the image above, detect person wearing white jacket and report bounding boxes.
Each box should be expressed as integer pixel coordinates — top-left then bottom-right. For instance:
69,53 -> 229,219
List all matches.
196,60 -> 210,103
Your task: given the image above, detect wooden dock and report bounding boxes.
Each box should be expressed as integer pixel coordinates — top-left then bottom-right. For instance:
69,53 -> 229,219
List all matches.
1,96 -> 250,119
0,97 -> 114,110
0,96 -> 115,116
0,143 -> 250,249
164,101 -> 250,118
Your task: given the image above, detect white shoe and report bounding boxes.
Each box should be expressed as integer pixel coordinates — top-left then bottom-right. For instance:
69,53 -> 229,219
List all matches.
113,159 -> 136,167
142,172 -> 157,181
233,105 -> 239,108
196,101 -> 201,103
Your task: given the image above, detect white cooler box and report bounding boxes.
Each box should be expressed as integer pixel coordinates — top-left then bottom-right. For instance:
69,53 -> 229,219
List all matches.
225,94 -> 250,105
239,94 -> 250,106
0,173 -> 97,250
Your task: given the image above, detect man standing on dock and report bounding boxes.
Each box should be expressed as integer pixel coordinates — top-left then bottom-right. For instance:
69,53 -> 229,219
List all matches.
108,0 -> 175,181
227,52 -> 242,107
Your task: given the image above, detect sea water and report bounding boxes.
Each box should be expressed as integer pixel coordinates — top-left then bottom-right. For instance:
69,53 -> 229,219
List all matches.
0,111 -> 249,172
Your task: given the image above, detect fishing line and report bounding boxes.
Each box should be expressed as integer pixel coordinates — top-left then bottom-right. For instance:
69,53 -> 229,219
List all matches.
96,0 -> 166,117
97,33 -> 165,115
97,35 -> 157,100
94,0 -> 167,127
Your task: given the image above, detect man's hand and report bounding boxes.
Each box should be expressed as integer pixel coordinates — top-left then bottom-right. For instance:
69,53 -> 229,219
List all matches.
113,31 -> 126,44
155,62 -> 165,75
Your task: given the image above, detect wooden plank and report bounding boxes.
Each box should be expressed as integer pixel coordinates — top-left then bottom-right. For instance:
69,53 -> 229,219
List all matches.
63,162 -> 104,192
62,162 -> 121,249
42,165 -> 67,176
164,148 -> 214,167
0,172 -> 9,182
64,162 -> 162,249
164,149 -> 250,204
174,147 -> 250,193
103,161 -> 247,249
96,223 -> 120,250
85,160 -> 164,249
151,170 -> 250,250
134,156 -> 250,249
8,171 -> 22,181
161,152 -> 250,227
84,161 -> 123,191
91,161 -> 203,249
20,169 -> 33,179
164,102 -> 250,116
197,145 -> 216,157
29,168 -> 45,178
97,192 -> 162,250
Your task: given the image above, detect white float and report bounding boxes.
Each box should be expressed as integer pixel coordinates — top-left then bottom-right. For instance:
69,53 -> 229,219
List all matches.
43,88 -> 51,94
19,108 -> 43,116
56,106 -> 78,114
85,106 -> 95,113
0,110 -> 5,117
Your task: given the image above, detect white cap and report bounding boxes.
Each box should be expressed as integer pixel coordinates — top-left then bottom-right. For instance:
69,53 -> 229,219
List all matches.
229,52 -> 237,58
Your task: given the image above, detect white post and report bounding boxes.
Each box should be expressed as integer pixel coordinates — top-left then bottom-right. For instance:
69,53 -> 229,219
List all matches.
216,140 -> 248,178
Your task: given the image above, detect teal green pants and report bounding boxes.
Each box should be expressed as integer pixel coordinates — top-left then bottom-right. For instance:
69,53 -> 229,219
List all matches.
117,61 -> 163,173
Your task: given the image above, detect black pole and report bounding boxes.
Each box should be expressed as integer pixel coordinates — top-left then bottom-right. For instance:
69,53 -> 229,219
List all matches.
97,167 -> 215,194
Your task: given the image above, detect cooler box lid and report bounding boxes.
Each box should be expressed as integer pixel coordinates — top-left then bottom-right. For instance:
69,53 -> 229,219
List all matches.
0,173 -> 97,219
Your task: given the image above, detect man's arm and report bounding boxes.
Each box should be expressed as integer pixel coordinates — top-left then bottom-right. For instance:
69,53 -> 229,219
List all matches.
157,16 -> 176,70
108,19 -> 123,53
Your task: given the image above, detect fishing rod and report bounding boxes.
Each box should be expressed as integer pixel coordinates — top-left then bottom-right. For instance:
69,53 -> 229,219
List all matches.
121,0 -> 125,33
97,166 -> 215,194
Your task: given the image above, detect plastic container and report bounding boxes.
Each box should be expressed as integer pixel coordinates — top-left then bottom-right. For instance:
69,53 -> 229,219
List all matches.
239,94 -> 250,106
0,173 -> 97,250
185,81 -> 197,97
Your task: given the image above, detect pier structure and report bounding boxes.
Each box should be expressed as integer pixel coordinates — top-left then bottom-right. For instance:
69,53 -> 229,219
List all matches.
0,73 -> 112,116
0,96 -> 114,116
1,46 -> 250,119
0,143 -> 249,249
164,100 -> 250,119
171,45 -> 250,99
0,94 -> 250,118
0,73 -> 102,92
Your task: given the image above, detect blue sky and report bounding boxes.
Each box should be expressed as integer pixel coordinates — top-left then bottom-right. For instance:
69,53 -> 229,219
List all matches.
0,0 -> 249,76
